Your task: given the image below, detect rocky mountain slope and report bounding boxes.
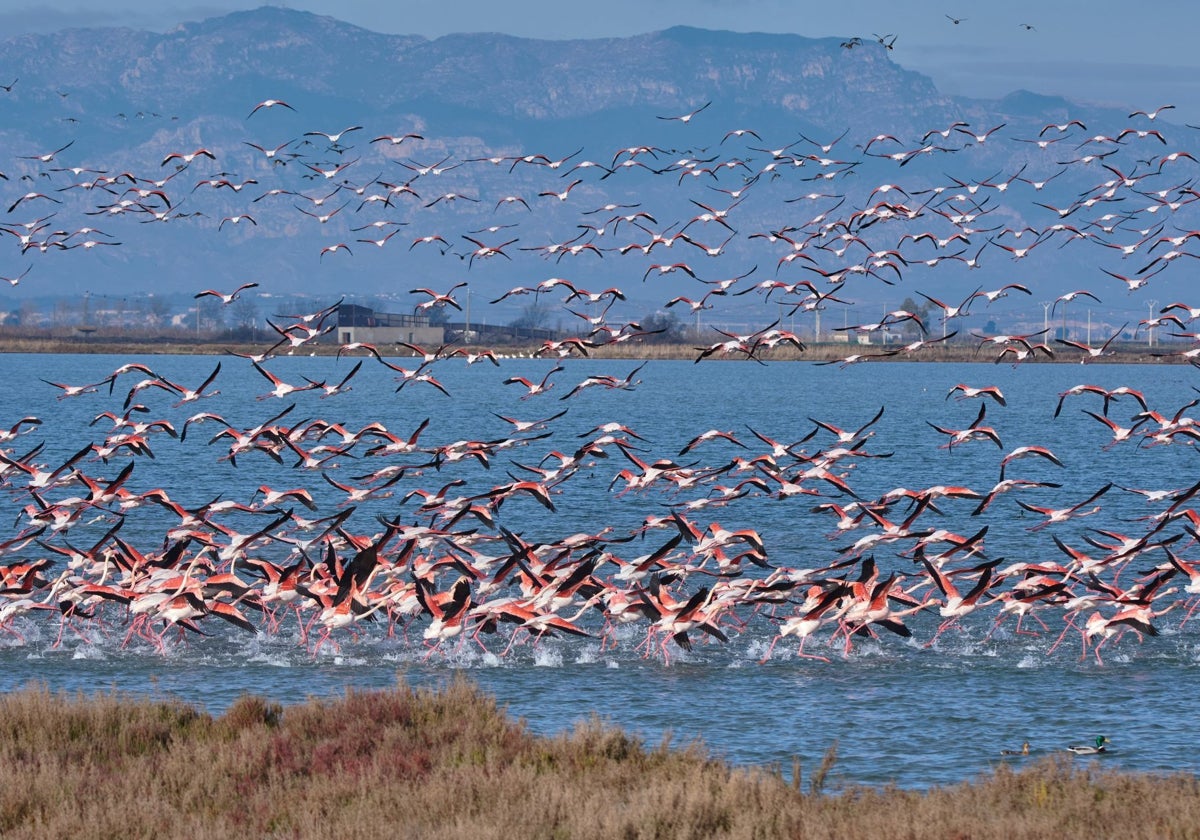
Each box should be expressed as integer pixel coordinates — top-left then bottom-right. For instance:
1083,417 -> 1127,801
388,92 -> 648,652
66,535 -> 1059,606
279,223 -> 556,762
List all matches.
0,7 -> 1194,338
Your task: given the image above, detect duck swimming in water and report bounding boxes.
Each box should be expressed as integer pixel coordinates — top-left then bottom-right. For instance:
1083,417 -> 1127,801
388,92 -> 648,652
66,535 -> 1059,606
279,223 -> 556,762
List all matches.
1066,736 -> 1110,755
1001,741 -> 1030,756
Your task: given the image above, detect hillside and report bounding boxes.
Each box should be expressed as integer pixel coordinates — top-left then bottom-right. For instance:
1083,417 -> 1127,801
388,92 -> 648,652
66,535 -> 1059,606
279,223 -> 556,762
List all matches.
0,7 -> 1196,341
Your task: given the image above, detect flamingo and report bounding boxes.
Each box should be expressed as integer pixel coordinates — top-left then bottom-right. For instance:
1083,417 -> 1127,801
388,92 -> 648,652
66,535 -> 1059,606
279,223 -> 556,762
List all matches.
193,282 -> 258,304
218,214 -> 257,231
999,446 -> 1063,479
1129,104 -> 1175,120
243,139 -> 296,161
1054,323 -> 1128,363
356,229 -> 402,248
538,179 -> 583,202
759,585 -> 845,663
246,99 -> 295,118
371,131 -> 424,145
955,123 -> 1005,143
1051,290 -> 1101,316
7,192 -> 62,214
965,283 -> 1033,312
303,158 -> 358,180
19,139 -> 75,163
40,376 -> 114,400
656,100 -> 711,123
303,125 -> 363,145
319,243 -> 353,259
503,364 -> 564,399
294,201 -> 349,224
414,574 -> 474,655
251,362 -> 321,400
460,236 -> 518,268
917,288 -> 979,325
160,148 -> 215,167
921,556 -> 1003,643
1015,483 -> 1113,530
946,384 -> 1006,406
925,403 -> 1003,451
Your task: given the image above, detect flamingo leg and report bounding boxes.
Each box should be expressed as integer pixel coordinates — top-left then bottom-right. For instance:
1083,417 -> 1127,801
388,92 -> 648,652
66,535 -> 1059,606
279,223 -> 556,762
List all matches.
1047,615 -> 1079,656
758,633 -> 782,665
797,635 -> 831,664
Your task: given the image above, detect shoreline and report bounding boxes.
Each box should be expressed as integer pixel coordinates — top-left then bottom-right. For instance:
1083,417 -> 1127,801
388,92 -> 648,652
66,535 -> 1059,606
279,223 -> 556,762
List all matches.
0,335 -> 1187,364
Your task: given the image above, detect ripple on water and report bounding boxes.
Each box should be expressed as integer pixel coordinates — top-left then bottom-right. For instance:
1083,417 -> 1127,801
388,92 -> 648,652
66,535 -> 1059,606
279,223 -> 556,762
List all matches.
3,353 -> 1200,788
71,644 -> 107,661
573,645 -> 601,665
533,647 -> 564,668
245,649 -> 294,668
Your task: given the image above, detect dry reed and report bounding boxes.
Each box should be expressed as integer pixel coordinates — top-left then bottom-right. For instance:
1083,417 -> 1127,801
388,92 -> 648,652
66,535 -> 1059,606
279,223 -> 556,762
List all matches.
1,679 -> 1198,839
0,334 -> 1180,364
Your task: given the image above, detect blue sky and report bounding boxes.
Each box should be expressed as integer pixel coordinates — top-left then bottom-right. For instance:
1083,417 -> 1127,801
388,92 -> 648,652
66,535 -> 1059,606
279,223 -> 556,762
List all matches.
1,0 -> 1197,124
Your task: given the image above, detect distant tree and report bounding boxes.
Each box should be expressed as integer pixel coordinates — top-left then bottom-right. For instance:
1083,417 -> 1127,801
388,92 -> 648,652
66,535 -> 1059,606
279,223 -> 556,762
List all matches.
897,296 -> 929,336
147,295 -> 172,328
509,301 -> 551,334
14,300 -> 40,329
51,298 -> 70,327
197,297 -> 225,333
230,295 -> 259,331
639,309 -> 684,343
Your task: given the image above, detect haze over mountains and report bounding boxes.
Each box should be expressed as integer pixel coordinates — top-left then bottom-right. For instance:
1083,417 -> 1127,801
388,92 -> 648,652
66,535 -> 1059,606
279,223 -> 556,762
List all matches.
0,6 -> 1196,335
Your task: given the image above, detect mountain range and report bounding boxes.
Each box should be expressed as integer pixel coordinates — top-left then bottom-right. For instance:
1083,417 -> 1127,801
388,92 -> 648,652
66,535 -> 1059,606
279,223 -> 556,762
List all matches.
0,6 -> 1196,337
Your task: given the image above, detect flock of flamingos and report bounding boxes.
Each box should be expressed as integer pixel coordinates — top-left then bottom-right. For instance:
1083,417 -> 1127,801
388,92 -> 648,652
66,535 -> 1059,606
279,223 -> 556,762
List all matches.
2,68 -> 1200,665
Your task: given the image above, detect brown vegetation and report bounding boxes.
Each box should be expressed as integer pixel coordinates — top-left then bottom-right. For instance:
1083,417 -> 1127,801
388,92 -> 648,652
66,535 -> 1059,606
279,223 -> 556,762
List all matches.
0,679 -> 1196,839
0,331 -> 1182,365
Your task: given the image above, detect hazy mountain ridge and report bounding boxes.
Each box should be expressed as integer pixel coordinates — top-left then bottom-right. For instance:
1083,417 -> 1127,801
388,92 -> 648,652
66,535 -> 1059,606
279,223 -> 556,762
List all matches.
0,5 -> 1194,327
0,10 -> 975,136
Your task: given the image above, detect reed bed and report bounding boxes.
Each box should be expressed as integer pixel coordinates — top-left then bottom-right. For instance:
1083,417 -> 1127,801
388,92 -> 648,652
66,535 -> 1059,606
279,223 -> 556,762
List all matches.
1,680 -> 1197,839
0,334 -> 1179,364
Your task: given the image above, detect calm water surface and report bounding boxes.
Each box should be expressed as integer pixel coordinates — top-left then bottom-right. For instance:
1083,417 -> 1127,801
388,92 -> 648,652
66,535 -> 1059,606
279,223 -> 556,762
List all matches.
1,353 -> 1198,789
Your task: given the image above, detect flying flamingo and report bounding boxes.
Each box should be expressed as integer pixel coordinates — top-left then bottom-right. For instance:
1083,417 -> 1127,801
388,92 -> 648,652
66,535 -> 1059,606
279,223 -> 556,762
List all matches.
1054,322 -> 1128,363
657,101 -> 711,123
246,99 -> 296,118
925,403 -> 1003,451
946,384 -> 1006,406
1015,482 -> 1113,530
921,556 -> 1004,643
503,364 -> 564,399
193,282 -> 258,304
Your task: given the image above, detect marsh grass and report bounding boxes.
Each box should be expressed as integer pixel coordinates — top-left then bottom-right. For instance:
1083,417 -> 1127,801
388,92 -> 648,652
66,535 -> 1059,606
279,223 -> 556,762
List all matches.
0,332 -> 1177,364
0,680 -> 1197,839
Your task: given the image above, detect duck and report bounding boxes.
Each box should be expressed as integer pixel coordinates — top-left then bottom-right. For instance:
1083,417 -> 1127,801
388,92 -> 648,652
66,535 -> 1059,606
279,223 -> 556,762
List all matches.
1001,741 -> 1030,756
1066,736 -> 1110,755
